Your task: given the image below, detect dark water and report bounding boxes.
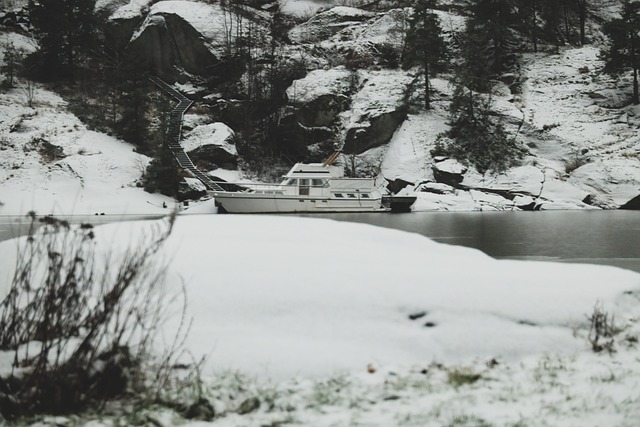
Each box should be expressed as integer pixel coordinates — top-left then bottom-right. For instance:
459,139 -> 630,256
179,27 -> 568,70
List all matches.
300,210 -> 640,273
0,214 -> 165,243
2,211 -> 639,273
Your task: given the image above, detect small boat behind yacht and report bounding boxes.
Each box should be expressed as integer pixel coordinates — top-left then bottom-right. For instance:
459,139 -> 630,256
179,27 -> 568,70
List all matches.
209,162 -> 414,213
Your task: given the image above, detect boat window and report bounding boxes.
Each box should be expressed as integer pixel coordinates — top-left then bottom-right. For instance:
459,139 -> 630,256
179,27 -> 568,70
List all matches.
312,179 -> 325,187
347,193 -> 356,198
361,193 -> 370,198
286,179 -> 297,186
299,179 -> 310,195
335,193 -> 344,198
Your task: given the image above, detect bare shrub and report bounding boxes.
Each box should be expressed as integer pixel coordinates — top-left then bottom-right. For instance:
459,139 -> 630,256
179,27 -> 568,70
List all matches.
587,302 -> 617,353
564,153 -> 589,174
0,211 -> 187,419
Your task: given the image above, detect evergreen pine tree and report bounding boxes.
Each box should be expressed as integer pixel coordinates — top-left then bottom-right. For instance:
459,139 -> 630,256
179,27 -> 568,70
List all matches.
441,86 -> 522,173
27,0 -> 97,81
143,143 -> 180,197
144,94 -> 181,197
403,0 -> 446,110
117,73 -> 151,150
600,0 -> 640,105
0,42 -> 23,88
457,0 -> 518,92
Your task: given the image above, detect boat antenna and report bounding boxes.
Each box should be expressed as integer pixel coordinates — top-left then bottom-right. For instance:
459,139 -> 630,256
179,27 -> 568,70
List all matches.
322,150 -> 341,166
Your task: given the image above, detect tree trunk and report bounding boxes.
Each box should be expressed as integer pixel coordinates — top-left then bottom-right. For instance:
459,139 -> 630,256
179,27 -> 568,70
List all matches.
634,67 -> 639,105
532,1 -> 538,53
577,0 -> 587,46
563,5 -> 571,43
67,43 -> 75,82
424,57 -> 431,110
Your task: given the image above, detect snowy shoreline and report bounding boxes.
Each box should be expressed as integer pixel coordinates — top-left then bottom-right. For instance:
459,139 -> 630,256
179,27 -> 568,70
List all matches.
1,214 -> 640,425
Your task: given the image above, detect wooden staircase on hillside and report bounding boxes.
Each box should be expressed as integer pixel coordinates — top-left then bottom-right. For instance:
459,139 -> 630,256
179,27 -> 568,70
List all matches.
150,76 -> 226,192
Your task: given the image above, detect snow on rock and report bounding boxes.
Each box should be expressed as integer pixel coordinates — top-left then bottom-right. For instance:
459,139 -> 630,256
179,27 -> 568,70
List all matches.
181,122 -> 238,170
126,1 -> 269,79
106,0 -> 153,20
469,190 -> 515,211
133,1 -> 224,44
417,182 -> 456,195
347,7 -> 408,47
341,70 -> 414,154
287,67 -> 352,104
381,109 -> 448,185
412,189 -> 477,211
0,32 -> 37,56
288,6 -> 375,44
3,215 -> 639,381
462,165 -> 545,197
435,158 -> 467,175
434,9 -> 467,37
280,0 -> 341,17
286,67 -> 352,127
537,173 -> 593,210
569,159 -> 640,208
521,46 -> 631,152
182,122 -> 237,155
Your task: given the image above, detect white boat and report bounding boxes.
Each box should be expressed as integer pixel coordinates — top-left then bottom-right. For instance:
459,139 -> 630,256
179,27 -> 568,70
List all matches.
209,162 -> 399,214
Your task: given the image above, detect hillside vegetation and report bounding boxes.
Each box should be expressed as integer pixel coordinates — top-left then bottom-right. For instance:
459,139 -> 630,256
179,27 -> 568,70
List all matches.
1,0 -> 639,213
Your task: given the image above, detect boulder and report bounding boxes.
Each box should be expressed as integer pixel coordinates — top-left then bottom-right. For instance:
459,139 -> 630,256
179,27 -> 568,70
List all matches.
417,182 -> 455,195
182,123 -> 238,170
179,177 -> 207,202
620,195 -> 640,210
340,70 -> 412,154
469,190 -> 515,211
513,195 -> 536,210
537,174 -> 592,209
411,190 -> 477,212
124,1 -> 268,81
568,159 -> 640,208
461,165 -> 545,198
127,12 -> 217,80
386,178 -> 413,194
286,68 -> 353,128
432,158 -> 467,187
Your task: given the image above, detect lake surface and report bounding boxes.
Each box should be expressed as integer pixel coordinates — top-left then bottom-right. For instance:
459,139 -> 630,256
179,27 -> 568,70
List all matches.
0,213 -> 165,242
300,210 -> 640,273
1,211 -> 639,273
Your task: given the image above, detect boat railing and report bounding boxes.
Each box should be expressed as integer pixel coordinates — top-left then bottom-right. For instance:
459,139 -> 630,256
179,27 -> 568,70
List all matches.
209,181 -> 324,193
209,178 -> 377,193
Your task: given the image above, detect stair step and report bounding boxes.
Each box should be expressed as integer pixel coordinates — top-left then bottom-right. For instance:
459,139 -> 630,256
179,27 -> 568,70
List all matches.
151,76 -> 218,192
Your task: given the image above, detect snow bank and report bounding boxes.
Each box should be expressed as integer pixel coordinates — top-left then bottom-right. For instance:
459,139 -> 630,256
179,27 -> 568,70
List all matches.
3,216 -> 636,381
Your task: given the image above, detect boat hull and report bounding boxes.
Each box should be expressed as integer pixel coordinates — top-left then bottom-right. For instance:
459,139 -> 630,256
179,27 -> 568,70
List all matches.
211,192 -> 389,213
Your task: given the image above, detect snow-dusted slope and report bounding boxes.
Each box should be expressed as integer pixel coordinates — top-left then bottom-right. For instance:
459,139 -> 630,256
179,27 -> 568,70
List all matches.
0,33 -> 171,216
2,1 -> 640,213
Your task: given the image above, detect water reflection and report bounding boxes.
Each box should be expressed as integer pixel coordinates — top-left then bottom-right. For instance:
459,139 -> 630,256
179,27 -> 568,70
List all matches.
2,210 -> 639,273
299,210 -> 640,273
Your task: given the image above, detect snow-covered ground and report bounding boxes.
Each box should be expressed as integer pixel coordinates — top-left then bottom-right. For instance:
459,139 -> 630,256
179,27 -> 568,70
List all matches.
0,31 -> 174,216
1,215 -> 639,425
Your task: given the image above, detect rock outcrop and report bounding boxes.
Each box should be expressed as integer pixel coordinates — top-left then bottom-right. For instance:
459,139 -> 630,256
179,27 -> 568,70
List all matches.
286,68 -> 353,128
568,159 -> 640,209
288,7 -> 375,44
340,70 -> 412,154
115,1 -> 268,81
